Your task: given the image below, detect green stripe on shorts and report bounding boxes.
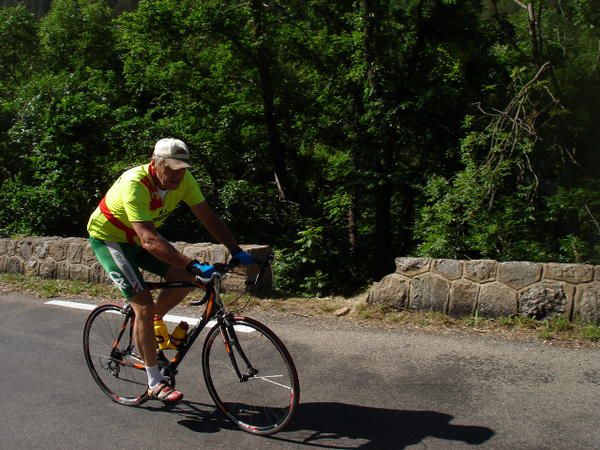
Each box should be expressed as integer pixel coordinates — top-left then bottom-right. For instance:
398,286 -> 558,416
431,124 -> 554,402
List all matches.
89,237 -> 169,299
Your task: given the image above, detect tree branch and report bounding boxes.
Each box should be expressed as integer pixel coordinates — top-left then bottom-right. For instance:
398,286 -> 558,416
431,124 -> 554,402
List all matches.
511,0 -> 528,10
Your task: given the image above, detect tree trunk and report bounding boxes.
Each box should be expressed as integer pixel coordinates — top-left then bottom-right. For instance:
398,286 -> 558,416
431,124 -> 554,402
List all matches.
250,0 -> 288,201
374,166 -> 395,278
362,0 -> 395,278
526,2 -> 542,65
347,195 -> 357,259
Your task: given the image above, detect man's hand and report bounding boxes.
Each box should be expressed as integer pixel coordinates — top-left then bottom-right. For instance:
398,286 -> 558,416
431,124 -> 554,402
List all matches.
186,259 -> 215,278
231,247 -> 254,265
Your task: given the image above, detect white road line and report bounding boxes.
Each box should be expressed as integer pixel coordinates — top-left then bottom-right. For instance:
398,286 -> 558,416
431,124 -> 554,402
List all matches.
161,314 -> 201,326
45,300 -> 255,332
45,300 -> 96,311
45,299 -> 201,325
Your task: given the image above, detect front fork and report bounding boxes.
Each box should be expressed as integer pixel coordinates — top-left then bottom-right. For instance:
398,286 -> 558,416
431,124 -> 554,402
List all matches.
219,313 -> 258,382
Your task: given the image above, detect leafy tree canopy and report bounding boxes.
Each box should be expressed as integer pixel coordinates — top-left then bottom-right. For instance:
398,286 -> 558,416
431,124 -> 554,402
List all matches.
1,0 -> 599,295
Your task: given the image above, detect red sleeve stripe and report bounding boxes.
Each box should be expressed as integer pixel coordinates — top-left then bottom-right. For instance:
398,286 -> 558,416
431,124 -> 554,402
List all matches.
99,197 -> 138,245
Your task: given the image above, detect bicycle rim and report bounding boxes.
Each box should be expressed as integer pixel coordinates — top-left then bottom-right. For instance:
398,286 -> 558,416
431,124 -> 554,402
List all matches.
202,316 -> 300,435
83,304 -> 148,406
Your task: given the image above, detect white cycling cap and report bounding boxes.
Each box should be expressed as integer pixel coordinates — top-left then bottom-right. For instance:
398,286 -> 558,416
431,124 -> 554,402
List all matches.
153,138 -> 191,169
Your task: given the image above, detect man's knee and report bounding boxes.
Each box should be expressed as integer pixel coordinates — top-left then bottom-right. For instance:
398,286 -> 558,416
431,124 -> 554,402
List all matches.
130,290 -> 155,321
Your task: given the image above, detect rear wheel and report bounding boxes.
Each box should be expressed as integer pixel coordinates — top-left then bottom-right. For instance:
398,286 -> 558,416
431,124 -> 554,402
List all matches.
202,316 -> 300,435
83,303 -> 149,406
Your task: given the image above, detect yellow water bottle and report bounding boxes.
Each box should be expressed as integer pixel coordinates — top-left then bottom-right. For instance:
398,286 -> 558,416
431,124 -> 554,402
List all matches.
153,315 -> 172,350
170,321 -> 189,349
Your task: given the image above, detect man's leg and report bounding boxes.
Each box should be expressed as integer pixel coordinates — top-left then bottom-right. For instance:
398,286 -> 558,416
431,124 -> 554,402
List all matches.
154,265 -> 195,317
88,238 -> 182,403
128,289 -> 157,367
129,288 -> 183,403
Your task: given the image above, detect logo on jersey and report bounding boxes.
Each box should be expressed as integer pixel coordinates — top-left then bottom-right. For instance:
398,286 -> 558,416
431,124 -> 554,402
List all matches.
109,271 -> 130,291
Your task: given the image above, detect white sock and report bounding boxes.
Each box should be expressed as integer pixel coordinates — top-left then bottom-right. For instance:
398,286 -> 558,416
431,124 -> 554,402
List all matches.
145,365 -> 164,389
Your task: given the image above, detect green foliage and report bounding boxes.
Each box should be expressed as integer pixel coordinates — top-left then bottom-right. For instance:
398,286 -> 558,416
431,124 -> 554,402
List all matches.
415,1 -> 600,264
415,127 -> 545,260
1,1 -> 600,295
273,224 -> 339,297
39,0 -> 118,73
217,179 -> 299,243
0,1 -> 123,237
0,5 -> 39,183
0,70 -> 121,236
0,4 -> 38,85
583,325 -> 600,342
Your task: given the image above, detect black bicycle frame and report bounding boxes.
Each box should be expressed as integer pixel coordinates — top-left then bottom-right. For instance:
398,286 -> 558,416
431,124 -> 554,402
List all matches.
137,255 -> 273,380
144,280 -> 220,374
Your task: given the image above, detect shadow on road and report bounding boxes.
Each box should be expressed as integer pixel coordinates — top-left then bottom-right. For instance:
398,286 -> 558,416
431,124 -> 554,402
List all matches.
167,401 -> 495,449
145,400 -> 237,434
277,402 -> 495,449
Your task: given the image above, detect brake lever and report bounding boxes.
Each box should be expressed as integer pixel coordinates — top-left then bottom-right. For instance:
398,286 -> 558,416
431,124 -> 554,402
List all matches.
195,274 -> 213,284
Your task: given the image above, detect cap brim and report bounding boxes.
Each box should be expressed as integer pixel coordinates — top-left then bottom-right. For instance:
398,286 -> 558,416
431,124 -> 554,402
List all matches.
165,158 -> 191,169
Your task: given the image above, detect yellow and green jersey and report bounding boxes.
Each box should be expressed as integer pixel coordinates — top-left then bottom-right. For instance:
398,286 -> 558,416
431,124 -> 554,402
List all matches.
87,163 -> 205,245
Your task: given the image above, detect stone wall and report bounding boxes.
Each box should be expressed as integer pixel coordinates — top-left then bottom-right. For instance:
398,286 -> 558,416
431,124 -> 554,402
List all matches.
367,257 -> 600,324
0,237 -> 272,295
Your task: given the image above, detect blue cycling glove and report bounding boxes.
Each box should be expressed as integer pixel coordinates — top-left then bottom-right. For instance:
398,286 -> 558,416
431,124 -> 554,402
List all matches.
186,260 -> 215,278
231,247 -> 254,265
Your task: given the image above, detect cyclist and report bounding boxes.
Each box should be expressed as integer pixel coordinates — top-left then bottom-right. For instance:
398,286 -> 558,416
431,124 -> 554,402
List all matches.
87,137 -> 254,405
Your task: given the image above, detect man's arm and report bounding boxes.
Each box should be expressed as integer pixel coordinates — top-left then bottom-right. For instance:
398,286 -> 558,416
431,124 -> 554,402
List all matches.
190,201 -> 239,253
131,221 -> 193,268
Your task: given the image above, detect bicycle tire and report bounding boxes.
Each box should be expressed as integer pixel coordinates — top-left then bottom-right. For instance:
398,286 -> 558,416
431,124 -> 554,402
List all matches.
83,303 -> 149,406
202,316 -> 300,435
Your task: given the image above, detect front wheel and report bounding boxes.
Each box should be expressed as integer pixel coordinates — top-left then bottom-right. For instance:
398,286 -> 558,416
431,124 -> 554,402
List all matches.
202,316 -> 300,435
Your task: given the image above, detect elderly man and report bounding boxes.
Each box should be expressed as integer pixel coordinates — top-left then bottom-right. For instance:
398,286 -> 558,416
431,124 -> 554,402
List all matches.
87,138 -> 253,404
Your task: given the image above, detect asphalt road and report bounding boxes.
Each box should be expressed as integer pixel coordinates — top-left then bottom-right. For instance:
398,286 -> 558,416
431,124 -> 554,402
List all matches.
1,293 -> 599,449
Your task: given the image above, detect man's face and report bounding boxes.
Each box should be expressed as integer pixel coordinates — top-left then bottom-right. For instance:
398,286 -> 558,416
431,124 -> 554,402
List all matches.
155,161 -> 186,190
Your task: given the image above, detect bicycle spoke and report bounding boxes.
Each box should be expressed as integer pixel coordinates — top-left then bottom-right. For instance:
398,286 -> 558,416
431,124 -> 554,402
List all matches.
248,375 -> 292,390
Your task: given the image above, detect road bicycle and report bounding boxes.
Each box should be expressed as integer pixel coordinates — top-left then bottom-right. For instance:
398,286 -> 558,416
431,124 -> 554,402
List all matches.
82,254 -> 300,436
